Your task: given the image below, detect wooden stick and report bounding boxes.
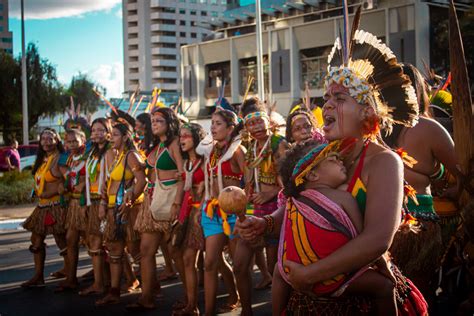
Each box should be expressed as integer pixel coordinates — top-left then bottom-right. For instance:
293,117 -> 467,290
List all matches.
132,95 -> 145,117
93,89 -> 118,115
243,76 -> 254,103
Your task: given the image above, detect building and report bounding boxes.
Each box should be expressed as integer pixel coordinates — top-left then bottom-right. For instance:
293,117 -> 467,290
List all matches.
0,0 -> 13,54
180,0 -> 472,119
122,0 -> 238,104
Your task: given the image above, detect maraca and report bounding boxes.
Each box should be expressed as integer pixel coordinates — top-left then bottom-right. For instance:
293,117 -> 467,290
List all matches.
218,186 -> 248,221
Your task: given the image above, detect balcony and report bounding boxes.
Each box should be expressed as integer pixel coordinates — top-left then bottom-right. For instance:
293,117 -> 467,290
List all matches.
127,14 -> 138,22
128,37 -> 139,45
150,83 -> 178,91
151,24 -> 176,32
129,49 -> 139,56
150,12 -> 176,20
152,71 -> 178,78
128,61 -> 139,68
151,59 -> 178,67
128,26 -> 139,33
151,35 -> 176,43
205,86 -> 231,99
151,47 -> 177,55
127,2 -> 137,11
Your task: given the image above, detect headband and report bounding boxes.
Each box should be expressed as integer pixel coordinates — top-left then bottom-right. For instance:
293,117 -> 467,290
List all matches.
243,111 -> 269,124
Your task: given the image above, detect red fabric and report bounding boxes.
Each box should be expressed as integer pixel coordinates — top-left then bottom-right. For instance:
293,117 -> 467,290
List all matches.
284,215 -> 350,295
178,191 -> 193,224
44,212 -> 56,226
347,141 -> 369,193
193,166 -> 204,184
208,160 -> 243,179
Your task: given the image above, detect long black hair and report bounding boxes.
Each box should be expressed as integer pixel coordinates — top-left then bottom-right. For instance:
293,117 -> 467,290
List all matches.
179,123 -> 206,160
151,107 -> 181,148
240,96 -> 267,118
113,120 -> 137,152
136,112 -> 153,154
32,128 -> 65,175
90,118 -> 111,159
212,109 -> 243,142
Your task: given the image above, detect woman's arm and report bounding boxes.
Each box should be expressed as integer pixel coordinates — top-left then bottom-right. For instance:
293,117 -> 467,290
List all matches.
169,139 -> 185,220
127,151 -> 146,202
284,150 -> 403,291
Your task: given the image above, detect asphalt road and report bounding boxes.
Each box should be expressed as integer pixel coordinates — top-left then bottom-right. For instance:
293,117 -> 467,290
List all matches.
0,228 -> 273,316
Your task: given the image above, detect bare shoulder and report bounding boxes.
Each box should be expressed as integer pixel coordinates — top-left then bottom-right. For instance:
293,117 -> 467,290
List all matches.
367,143 -> 402,169
234,145 -> 246,158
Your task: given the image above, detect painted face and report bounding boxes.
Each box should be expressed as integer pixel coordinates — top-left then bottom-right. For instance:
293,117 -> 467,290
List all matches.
91,122 -> 108,144
151,112 -> 167,136
322,83 -> 365,141
40,132 -> 57,153
291,115 -> 314,144
65,133 -> 83,154
245,116 -> 269,140
179,128 -> 194,153
312,155 -> 347,188
111,127 -> 125,150
211,113 -> 233,142
135,120 -> 145,136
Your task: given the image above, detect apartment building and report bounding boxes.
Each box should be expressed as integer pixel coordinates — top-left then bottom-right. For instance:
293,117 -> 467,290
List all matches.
0,0 -> 13,55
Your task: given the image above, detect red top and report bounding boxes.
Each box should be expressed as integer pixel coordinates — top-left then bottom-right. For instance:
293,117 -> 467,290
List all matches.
208,160 -> 243,180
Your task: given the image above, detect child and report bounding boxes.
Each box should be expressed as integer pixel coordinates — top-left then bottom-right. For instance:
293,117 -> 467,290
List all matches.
273,140 -> 397,316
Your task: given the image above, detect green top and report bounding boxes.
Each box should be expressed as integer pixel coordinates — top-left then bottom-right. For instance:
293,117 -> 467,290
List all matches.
155,144 -> 177,171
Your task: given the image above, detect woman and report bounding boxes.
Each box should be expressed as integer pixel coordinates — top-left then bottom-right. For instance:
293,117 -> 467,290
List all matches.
127,107 -> 185,311
197,108 -> 244,316
234,97 -> 287,316
22,128 -> 68,288
384,63 -> 460,300
174,122 -> 206,316
285,109 -> 323,145
78,118 -> 111,296
95,120 -> 146,306
134,112 -> 154,155
236,29 -> 428,314
56,128 -> 88,292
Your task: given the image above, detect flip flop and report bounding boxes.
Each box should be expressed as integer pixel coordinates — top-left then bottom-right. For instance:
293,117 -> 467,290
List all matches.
125,302 -> 156,312
21,280 -> 46,288
49,271 -> 66,279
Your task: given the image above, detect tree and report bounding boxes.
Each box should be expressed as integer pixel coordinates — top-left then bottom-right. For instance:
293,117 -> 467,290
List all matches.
0,51 -> 21,141
64,73 -> 104,114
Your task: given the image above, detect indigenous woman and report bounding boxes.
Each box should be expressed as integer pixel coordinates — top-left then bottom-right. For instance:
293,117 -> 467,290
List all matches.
174,122 -> 206,316
95,120 -> 146,306
384,63 -> 460,300
285,109 -> 324,145
134,112 -> 154,155
56,128 -> 88,292
234,97 -> 287,315
197,108 -> 244,316
78,118 -> 111,296
22,128 -> 68,288
128,107 -> 185,311
236,28 -> 428,315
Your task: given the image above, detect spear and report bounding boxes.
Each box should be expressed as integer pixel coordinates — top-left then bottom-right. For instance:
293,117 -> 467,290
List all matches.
131,95 -> 145,117
93,88 -> 118,115
243,76 -> 254,103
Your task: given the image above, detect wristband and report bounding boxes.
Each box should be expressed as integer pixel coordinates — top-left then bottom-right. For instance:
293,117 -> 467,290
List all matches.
263,215 -> 275,235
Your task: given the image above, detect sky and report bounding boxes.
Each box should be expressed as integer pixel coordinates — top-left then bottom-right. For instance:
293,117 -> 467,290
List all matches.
8,0 -> 124,98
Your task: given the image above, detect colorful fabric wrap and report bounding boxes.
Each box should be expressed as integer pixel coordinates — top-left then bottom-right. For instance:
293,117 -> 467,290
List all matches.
278,189 -> 367,296
201,198 -> 236,238
243,111 -> 270,124
406,194 -> 439,222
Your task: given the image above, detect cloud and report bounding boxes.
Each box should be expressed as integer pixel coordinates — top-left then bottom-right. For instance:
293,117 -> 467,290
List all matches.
87,63 -> 124,99
9,0 -> 121,20
115,7 -> 123,19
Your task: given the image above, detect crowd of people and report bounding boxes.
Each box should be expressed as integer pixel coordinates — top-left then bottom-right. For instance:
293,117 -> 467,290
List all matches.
18,26 -> 466,316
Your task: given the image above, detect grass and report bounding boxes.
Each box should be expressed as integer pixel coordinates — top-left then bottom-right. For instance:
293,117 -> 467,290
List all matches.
0,171 -> 34,205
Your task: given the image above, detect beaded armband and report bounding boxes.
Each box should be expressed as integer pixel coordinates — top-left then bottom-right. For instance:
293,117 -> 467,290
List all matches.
263,215 -> 275,235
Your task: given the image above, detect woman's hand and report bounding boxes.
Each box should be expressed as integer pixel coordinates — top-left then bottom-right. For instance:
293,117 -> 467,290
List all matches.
283,260 -> 313,293
170,203 -> 180,221
251,191 -> 273,205
234,216 -> 266,241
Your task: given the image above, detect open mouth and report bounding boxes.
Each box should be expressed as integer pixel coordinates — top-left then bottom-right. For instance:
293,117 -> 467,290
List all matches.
323,115 -> 336,132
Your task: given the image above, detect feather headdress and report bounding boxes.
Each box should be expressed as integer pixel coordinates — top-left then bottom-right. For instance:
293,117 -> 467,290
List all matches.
63,96 -> 91,137
325,5 -> 418,132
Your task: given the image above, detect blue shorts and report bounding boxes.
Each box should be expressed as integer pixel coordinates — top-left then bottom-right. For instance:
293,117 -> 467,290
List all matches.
201,208 -> 237,239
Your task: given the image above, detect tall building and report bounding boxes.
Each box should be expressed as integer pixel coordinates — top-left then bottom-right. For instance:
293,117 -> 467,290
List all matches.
122,0 -> 237,103
0,0 -> 13,54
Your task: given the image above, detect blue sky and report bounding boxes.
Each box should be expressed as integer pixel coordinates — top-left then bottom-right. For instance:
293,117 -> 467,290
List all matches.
8,0 -> 123,97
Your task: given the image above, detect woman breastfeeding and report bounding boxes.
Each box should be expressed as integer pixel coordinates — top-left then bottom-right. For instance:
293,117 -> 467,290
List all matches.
78,118 -> 111,296
22,128 -> 68,288
197,108 -> 244,316
174,122 -> 206,316
128,107 -> 185,311
95,119 -> 146,306
237,28 -> 428,314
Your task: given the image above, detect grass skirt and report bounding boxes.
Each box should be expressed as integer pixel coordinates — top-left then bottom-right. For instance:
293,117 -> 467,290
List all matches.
87,201 -> 102,236
104,204 -> 140,242
134,193 -> 171,234
182,206 -> 204,251
65,198 -> 88,231
22,203 -> 67,236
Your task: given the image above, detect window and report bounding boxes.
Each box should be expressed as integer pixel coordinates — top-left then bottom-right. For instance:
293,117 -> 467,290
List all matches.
299,46 -> 332,89
179,9 -> 185,14
180,21 -> 186,26
154,54 -> 177,60
211,11 -> 218,17
211,0 -> 217,4
190,10 -> 197,15
191,21 -> 196,26
239,56 -> 269,95
191,32 -> 197,38
200,0 -> 207,3
180,32 -> 186,37
163,7 -> 176,13
201,11 -> 207,16
221,0 -> 227,4
190,0 -> 197,3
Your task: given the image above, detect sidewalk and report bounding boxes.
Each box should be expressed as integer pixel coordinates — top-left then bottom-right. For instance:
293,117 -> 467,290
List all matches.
0,204 -> 35,220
